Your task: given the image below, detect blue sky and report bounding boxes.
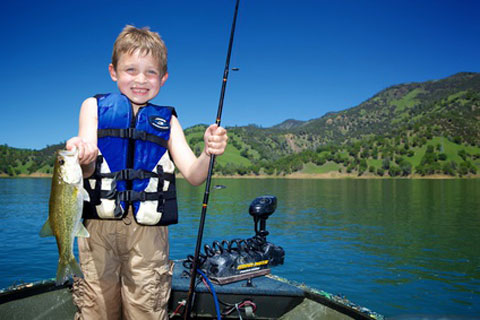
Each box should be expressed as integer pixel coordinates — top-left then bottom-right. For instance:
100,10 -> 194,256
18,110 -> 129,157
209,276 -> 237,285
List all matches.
1,0 -> 479,149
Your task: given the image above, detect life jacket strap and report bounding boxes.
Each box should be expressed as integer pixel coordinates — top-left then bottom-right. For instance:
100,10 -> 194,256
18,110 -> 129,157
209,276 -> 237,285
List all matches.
83,155 -> 105,206
100,168 -> 174,182
98,128 -> 169,148
156,165 -> 165,213
100,189 -> 176,202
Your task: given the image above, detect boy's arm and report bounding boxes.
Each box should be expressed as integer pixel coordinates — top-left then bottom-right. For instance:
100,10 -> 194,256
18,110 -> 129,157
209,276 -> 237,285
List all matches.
66,97 -> 98,178
168,116 -> 227,186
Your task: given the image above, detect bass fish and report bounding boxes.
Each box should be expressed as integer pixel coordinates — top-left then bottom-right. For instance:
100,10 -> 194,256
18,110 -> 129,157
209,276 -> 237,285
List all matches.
39,148 -> 90,285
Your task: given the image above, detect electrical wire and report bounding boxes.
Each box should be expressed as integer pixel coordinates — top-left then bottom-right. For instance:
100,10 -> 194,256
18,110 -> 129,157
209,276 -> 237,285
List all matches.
196,269 -> 221,320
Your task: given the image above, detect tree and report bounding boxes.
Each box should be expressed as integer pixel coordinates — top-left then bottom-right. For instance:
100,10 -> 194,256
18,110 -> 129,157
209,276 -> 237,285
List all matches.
376,167 -> 385,176
399,160 -> 412,176
360,149 -> 369,159
415,164 -> 426,176
458,161 -> 470,176
240,148 -> 250,158
7,166 -> 16,176
314,155 -> 326,166
458,149 -> 468,161
358,159 -> 368,176
442,161 -> 456,176
346,164 -> 355,173
382,157 -> 390,170
388,165 -> 401,177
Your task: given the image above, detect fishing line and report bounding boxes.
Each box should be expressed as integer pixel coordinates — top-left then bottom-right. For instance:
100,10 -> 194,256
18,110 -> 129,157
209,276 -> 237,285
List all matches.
183,0 -> 241,318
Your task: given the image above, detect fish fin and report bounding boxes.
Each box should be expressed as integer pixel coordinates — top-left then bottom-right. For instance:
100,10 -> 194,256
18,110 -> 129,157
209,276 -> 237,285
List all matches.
81,187 -> 90,202
75,222 -> 90,238
39,219 -> 54,237
56,257 -> 84,285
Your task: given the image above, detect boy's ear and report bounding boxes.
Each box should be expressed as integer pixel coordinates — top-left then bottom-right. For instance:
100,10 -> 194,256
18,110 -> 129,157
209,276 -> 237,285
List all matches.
108,64 -> 118,82
160,72 -> 169,86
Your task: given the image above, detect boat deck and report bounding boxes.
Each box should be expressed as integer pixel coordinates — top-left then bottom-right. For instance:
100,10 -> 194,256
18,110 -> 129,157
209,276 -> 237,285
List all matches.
170,263 -> 305,318
0,262 -> 381,319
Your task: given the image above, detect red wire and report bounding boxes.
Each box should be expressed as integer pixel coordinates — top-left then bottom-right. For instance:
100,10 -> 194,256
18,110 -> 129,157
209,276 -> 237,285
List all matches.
238,300 -> 257,312
172,300 -> 185,315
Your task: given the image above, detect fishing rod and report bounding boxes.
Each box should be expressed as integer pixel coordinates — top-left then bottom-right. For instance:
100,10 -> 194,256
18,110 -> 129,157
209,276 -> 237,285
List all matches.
183,0 -> 241,319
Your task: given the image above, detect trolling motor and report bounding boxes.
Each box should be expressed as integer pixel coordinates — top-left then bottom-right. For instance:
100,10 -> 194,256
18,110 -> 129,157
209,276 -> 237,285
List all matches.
250,195 -> 276,237
183,196 -> 285,285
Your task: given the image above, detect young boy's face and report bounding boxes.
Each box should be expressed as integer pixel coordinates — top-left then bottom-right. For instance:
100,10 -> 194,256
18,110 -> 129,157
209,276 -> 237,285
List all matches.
109,50 -> 168,109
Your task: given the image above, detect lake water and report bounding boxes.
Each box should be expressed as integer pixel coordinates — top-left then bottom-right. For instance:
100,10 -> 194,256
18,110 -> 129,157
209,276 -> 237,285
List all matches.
0,178 -> 479,318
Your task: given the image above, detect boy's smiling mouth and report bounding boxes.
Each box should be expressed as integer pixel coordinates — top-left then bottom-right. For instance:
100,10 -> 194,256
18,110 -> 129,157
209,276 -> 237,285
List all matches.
132,88 -> 149,94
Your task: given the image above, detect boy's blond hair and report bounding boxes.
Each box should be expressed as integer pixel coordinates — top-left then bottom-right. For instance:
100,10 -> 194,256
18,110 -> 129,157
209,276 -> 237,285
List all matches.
112,25 -> 168,76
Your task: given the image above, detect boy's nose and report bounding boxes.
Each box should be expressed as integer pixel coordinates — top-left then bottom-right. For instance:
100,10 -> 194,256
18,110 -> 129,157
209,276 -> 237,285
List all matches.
135,72 -> 147,84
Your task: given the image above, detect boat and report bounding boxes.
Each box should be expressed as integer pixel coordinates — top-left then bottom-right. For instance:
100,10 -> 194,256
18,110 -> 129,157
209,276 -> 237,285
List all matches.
0,263 -> 382,319
0,196 -> 383,319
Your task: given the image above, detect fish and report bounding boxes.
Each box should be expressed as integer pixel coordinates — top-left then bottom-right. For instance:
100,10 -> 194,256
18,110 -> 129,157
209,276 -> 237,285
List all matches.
39,148 -> 90,285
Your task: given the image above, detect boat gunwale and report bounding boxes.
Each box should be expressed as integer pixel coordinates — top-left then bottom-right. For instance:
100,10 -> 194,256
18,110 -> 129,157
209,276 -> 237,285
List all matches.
0,279 -> 70,304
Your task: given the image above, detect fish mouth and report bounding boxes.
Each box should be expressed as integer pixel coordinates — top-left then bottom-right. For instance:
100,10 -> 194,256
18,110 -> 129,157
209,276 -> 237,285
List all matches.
58,148 -> 78,157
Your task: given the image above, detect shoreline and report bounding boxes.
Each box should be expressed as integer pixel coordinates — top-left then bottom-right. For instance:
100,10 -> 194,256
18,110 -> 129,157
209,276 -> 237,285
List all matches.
3,172 -> 478,180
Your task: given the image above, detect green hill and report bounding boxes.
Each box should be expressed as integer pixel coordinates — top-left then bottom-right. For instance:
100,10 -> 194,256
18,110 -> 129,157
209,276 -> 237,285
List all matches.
1,72 -> 479,178
0,143 -> 63,176
215,72 -> 480,177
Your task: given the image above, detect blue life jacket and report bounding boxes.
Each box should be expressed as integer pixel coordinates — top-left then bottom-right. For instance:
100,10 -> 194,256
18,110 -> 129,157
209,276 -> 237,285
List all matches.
83,93 -> 178,226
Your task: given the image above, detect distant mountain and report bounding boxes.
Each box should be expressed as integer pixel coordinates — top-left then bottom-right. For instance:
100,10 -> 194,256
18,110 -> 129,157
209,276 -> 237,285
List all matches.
226,72 -> 480,160
1,72 -> 479,178
294,72 -> 480,142
272,119 -> 305,130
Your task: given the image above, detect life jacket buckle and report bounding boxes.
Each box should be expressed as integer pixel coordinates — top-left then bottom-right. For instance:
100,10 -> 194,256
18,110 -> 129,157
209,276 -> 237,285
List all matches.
118,169 -> 131,181
118,128 -> 134,139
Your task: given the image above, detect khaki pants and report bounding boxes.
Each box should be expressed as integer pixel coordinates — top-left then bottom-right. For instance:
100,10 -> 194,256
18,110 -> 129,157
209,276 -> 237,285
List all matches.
73,209 -> 173,320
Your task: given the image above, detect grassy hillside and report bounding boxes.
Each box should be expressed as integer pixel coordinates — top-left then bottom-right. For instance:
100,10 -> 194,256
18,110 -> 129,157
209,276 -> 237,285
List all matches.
0,143 -> 62,176
1,72 -> 479,178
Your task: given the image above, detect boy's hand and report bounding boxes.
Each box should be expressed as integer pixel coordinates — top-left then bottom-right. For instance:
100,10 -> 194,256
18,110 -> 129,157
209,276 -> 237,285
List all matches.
204,124 -> 228,156
66,137 -> 98,165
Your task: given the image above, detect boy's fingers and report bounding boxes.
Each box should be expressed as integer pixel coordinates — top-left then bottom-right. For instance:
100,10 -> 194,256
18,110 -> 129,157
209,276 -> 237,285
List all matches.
66,137 -> 80,150
87,145 -> 98,163
80,143 -> 98,164
206,124 -> 218,133
216,126 -> 227,135
82,143 -> 91,162
204,124 -> 227,156
208,135 -> 228,143
77,144 -> 85,161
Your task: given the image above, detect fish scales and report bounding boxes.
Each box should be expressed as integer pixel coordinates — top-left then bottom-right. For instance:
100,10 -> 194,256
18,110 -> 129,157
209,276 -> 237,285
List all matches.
40,148 -> 90,285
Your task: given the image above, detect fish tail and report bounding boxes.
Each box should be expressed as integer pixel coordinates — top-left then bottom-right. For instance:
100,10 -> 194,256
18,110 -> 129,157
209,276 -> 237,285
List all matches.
56,256 -> 84,285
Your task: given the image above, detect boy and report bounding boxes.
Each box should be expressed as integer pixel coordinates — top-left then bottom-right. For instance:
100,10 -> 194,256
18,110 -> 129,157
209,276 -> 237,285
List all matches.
66,25 -> 228,320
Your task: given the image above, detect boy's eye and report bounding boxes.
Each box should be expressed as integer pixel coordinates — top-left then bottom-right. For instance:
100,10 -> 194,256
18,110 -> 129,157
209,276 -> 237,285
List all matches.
126,68 -> 136,73
147,70 -> 158,75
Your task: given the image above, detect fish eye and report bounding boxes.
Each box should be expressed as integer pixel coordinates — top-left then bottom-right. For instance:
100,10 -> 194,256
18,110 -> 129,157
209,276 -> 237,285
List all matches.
59,159 -> 65,165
